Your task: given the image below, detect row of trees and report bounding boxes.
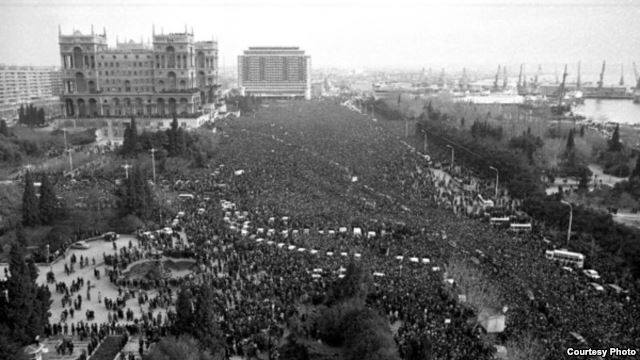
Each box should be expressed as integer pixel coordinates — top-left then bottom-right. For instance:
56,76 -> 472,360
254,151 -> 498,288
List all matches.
18,104 -> 46,127
115,165 -> 154,221
22,171 -> 62,227
0,229 -> 52,358
121,117 -> 190,158
416,102 -> 640,279
0,120 -> 9,137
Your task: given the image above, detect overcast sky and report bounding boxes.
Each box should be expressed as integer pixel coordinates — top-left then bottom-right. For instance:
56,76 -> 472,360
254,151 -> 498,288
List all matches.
0,0 -> 638,79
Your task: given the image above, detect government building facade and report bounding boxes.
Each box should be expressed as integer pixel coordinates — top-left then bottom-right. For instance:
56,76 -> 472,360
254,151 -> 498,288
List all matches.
59,26 -> 218,118
238,47 -> 311,100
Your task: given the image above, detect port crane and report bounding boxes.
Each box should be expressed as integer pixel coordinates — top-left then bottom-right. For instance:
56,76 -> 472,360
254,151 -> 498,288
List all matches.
534,65 -> 541,86
597,61 -> 606,89
493,65 -> 501,91
551,64 -> 570,115
459,67 -> 468,90
634,62 -> 640,104
502,66 -> 508,90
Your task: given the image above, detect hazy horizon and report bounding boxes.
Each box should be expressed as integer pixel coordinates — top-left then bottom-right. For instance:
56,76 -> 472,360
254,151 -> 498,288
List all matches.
0,0 -> 638,82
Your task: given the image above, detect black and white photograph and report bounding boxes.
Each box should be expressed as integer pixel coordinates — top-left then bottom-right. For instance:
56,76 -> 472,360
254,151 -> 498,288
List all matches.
0,0 -> 639,359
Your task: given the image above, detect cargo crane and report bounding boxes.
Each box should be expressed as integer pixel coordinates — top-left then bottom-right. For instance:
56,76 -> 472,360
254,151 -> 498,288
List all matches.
459,67 -> 468,91
634,62 -> 640,103
597,61 -> 606,89
551,64 -> 570,115
517,64 -> 523,88
493,65 -> 501,91
534,65 -> 541,86
502,66 -> 508,90
439,68 -> 446,88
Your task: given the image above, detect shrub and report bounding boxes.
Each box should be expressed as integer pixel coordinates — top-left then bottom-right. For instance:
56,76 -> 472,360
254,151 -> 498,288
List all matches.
113,214 -> 145,234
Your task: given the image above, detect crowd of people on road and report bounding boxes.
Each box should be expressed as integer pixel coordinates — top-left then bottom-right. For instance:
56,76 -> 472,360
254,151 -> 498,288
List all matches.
37,100 -> 639,359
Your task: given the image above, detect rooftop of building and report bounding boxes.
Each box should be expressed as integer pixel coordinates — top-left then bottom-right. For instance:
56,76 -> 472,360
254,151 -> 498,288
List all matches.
248,47 -> 300,50
0,64 -> 59,71
243,47 -> 308,56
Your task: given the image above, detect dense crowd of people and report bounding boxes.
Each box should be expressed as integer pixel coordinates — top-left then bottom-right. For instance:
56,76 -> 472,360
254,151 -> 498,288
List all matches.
36,99 -> 638,359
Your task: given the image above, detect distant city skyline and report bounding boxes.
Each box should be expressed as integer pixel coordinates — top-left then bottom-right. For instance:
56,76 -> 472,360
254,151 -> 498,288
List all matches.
0,0 -> 639,81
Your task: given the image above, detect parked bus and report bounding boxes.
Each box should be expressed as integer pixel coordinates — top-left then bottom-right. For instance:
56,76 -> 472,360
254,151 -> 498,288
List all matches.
509,212 -> 532,233
545,249 -> 585,269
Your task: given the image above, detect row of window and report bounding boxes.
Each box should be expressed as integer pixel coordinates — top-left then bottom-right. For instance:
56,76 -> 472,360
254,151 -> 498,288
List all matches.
102,78 -> 153,84
102,87 -> 153,92
99,70 -> 154,76
97,62 -> 152,68
100,54 -> 152,60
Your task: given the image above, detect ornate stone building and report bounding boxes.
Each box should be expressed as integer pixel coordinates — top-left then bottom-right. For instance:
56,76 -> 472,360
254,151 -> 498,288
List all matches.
59,26 -> 218,117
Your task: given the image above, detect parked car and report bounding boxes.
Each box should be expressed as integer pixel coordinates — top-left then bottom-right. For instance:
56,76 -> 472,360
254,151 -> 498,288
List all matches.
103,232 -> 119,241
70,241 -> 90,250
583,269 -> 601,280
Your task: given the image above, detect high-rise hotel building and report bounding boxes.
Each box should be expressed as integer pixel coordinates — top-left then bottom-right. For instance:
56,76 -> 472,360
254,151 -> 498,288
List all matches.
238,47 -> 311,100
0,65 -> 62,120
59,27 -> 218,117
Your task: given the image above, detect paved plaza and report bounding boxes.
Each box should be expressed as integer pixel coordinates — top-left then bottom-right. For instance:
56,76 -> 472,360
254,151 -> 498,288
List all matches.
1,235 -> 176,326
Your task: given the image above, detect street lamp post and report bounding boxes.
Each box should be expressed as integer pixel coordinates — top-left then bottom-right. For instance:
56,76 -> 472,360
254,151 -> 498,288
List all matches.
423,130 -> 428,153
446,145 -> 455,171
122,163 -> 131,179
489,166 -> 499,199
66,148 -> 73,173
561,200 -> 573,247
150,148 -> 157,184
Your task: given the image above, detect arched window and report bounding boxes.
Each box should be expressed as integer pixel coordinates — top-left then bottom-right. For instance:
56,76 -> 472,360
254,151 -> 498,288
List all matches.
197,51 -> 205,68
166,46 -> 175,68
167,72 -> 177,90
73,47 -> 83,69
75,72 -> 86,92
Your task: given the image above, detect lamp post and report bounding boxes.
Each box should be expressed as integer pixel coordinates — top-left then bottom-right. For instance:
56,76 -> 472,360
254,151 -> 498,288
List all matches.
446,145 -> 454,171
122,163 -> 131,179
489,166 -> 499,199
422,129 -> 428,153
561,200 -> 573,247
150,148 -> 157,184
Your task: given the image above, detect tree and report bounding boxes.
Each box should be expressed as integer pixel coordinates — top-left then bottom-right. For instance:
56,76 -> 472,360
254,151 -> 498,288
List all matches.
36,108 -> 45,126
18,105 -> 25,125
0,120 -> 8,137
609,124 -> 622,152
167,116 -> 180,156
0,235 -> 51,348
22,171 -> 40,226
279,335 -> 309,360
116,165 -> 153,220
143,335 -> 217,360
173,287 -> 194,336
38,174 -> 57,225
565,129 -> 575,152
121,117 -> 139,156
192,284 -> 223,353
631,156 -> 640,179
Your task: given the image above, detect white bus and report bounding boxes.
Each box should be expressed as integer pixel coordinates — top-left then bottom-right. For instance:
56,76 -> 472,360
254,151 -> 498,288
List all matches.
545,249 -> 585,269
509,223 -> 532,232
